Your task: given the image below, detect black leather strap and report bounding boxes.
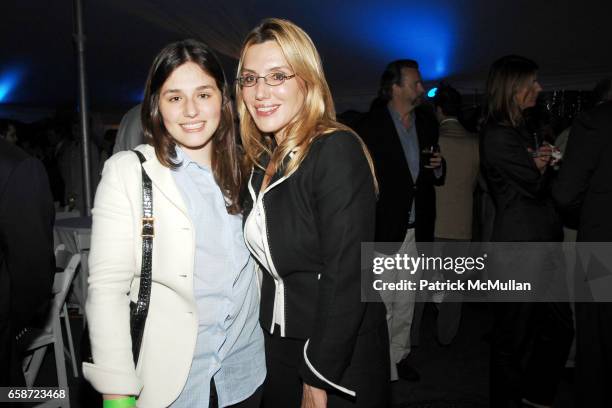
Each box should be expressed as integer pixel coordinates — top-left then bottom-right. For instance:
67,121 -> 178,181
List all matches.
130,150 -> 152,365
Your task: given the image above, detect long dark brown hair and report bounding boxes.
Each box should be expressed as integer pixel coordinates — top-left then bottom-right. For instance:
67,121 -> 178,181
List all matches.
141,39 -> 245,214
485,55 -> 538,128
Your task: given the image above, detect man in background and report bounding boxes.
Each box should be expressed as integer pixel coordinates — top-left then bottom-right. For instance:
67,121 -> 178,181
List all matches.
355,59 -> 445,382
0,137 -> 55,385
553,101 -> 612,408
112,104 -> 143,154
430,83 -> 479,345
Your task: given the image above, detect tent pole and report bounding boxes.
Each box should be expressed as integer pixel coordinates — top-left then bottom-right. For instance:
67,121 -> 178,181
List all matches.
73,0 -> 92,216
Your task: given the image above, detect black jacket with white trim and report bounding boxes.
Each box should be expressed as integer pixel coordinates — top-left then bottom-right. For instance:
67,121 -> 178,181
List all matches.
242,130 -> 388,395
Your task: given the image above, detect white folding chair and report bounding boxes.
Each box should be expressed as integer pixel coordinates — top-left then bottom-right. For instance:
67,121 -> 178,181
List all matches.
21,246 -> 80,408
53,210 -> 81,250
54,244 -> 79,378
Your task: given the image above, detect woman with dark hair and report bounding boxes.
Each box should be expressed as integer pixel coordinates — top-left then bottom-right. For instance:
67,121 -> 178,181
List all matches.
236,18 -> 389,408
83,39 -> 265,408
482,55 -> 573,408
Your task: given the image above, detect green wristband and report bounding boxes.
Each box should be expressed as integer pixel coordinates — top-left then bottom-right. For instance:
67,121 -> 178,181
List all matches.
103,396 -> 136,408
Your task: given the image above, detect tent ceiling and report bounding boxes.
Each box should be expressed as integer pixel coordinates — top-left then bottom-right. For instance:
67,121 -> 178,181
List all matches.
2,0 -> 610,115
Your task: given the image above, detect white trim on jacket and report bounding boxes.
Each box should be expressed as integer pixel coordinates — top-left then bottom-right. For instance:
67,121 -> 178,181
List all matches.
245,170 -> 289,336
303,340 -> 356,397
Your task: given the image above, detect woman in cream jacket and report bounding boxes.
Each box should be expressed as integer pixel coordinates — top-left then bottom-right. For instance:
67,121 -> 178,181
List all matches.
83,40 -> 265,408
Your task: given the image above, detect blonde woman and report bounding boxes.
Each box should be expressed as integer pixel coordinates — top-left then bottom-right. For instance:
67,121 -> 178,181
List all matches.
236,19 -> 389,408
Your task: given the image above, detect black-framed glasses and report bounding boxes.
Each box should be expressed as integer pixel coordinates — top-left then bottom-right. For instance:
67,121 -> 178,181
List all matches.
237,72 -> 296,87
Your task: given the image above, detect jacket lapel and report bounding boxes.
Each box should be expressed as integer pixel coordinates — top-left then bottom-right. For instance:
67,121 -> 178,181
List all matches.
137,145 -> 189,218
415,111 -> 426,153
248,153 -> 268,202
379,107 -> 415,185
268,153 -> 292,187
248,149 -> 293,199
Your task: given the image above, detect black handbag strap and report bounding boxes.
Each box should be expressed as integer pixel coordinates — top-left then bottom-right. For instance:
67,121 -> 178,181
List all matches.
130,150 -> 153,364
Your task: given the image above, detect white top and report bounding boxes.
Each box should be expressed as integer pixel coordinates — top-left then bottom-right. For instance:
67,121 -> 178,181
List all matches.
243,195 -> 268,277
244,190 -> 286,334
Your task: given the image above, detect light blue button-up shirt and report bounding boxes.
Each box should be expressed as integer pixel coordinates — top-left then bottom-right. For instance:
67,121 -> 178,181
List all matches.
169,147 -> 265,408
389,105 -> 420,224
388,105 -> 443,225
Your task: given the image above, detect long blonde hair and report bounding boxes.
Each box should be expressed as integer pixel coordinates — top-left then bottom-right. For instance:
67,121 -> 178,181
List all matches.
235,18 -> 377,190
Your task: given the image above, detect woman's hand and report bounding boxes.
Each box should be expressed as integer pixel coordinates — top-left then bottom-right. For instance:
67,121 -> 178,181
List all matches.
528,144 -> 552,174
301,384 -> 327,408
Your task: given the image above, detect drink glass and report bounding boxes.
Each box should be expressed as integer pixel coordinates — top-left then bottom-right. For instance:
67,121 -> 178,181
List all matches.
421,144 -> 439,167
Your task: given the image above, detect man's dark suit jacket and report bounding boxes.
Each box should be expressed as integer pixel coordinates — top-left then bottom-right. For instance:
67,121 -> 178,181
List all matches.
481,122 -> 562,242
552,102 -> 612,408
553,101 -> 612,242
355,104 -> 445,251
0,139 -> 55,385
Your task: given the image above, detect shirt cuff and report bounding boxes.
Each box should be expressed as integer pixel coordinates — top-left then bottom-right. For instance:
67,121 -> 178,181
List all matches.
82,362 -> 143,396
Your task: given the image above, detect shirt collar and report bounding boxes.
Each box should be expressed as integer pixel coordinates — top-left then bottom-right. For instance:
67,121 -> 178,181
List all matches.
387,104 -> 415,128
173,145 -> 210,172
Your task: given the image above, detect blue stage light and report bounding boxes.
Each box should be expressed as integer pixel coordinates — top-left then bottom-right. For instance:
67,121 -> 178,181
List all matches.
339,4 -> 455,80
0,68 -> 23,103
427,87 -> 438,98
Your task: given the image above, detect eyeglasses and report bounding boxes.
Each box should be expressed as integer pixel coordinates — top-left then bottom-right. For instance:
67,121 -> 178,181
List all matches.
237,72 -> 296,87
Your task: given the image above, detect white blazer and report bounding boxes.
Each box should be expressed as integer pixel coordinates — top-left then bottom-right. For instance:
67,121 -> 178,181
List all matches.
83,144 -> 199,407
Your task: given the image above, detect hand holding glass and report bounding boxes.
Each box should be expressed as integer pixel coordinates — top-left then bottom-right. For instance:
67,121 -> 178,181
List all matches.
422,145 -> 441,169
